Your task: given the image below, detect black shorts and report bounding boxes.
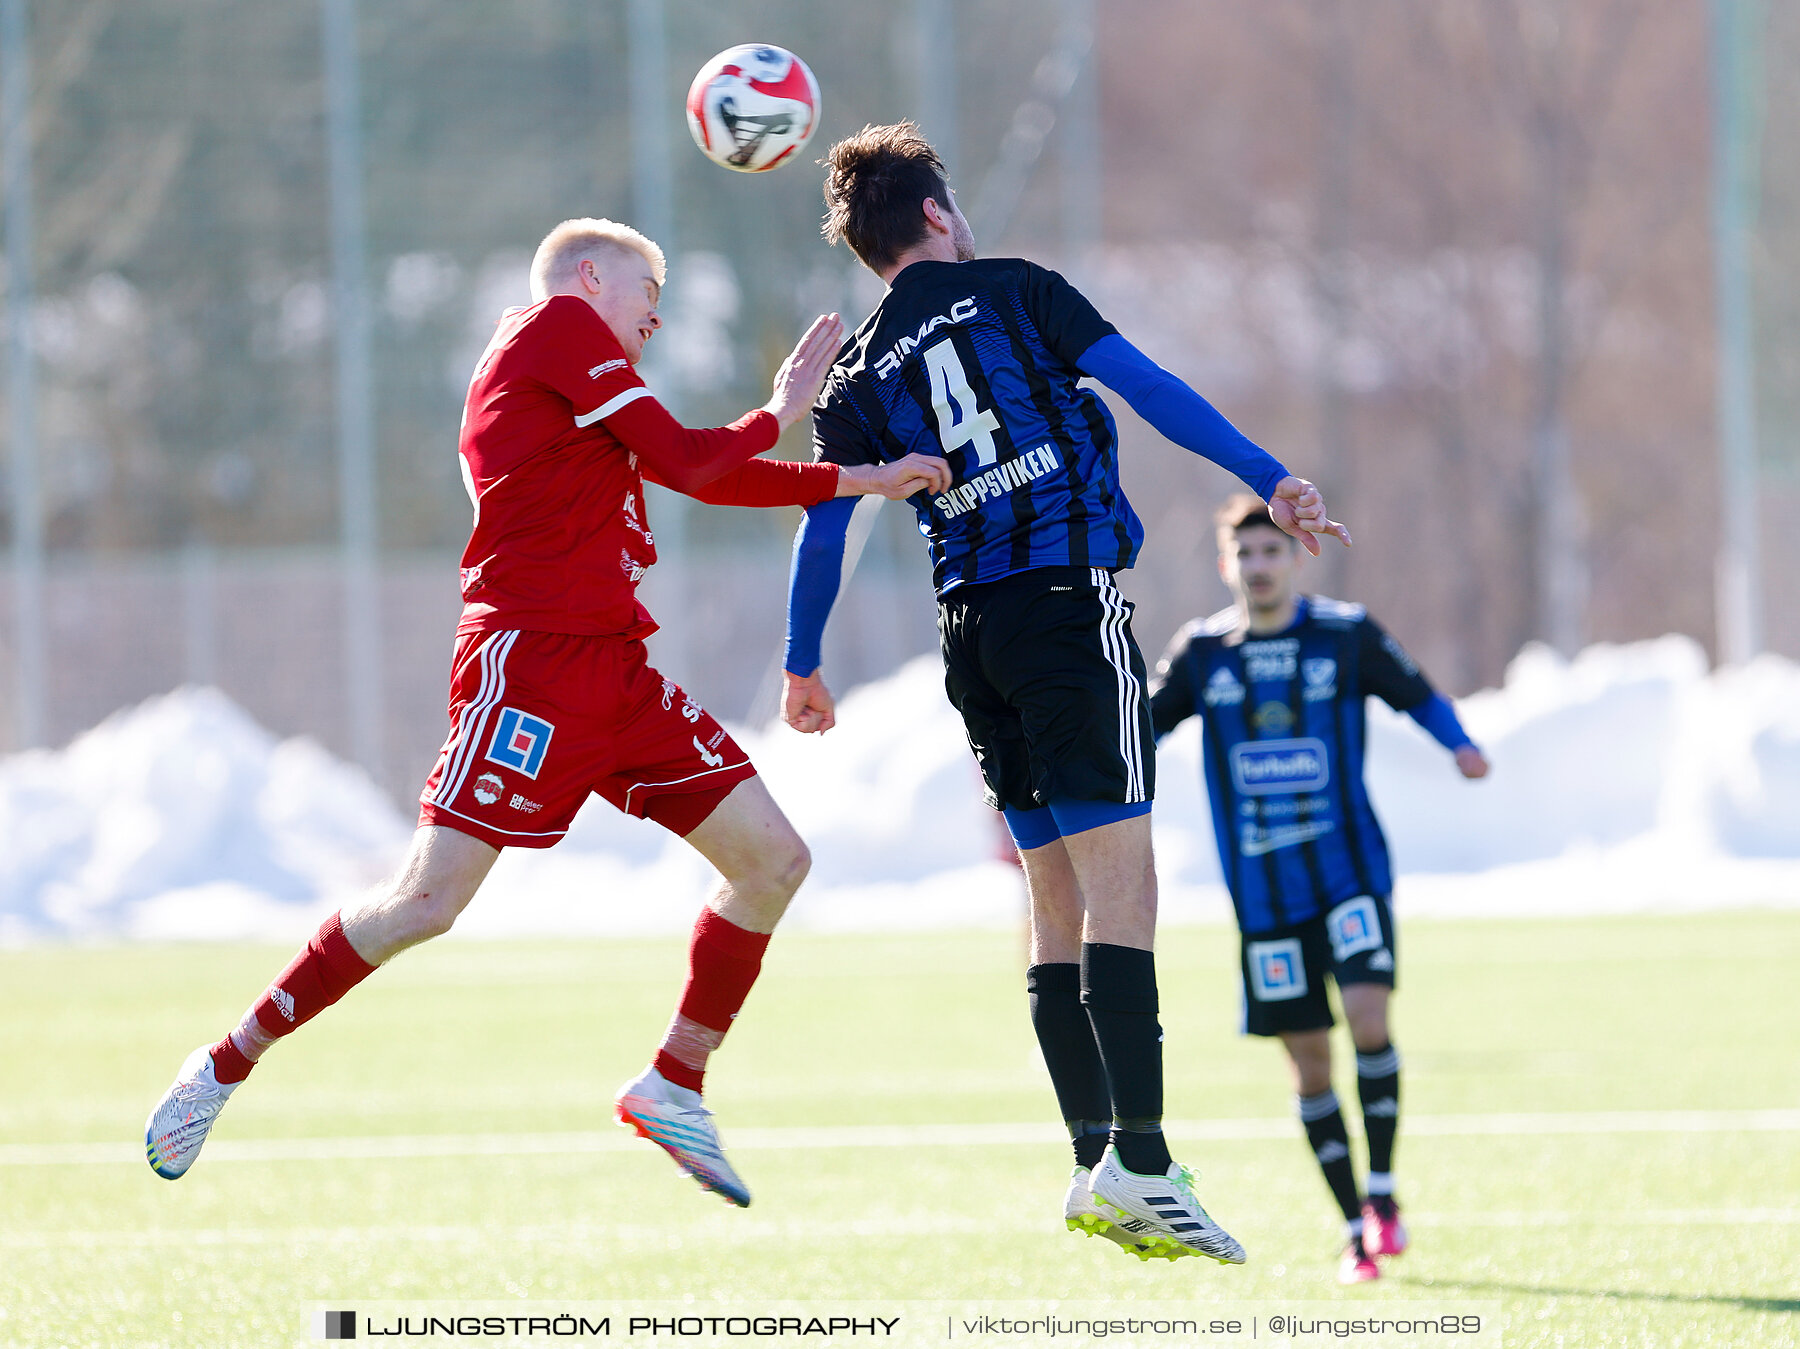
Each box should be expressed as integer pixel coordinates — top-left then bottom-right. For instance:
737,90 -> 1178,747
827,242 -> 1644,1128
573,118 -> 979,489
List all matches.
1239,894 -> 1397,1037
937,566 -> 1153,812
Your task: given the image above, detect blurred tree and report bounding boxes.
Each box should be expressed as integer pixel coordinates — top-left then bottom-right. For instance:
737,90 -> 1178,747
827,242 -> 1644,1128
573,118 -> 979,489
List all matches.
1099,0 -> 1714,688
0,0 -> 1761,716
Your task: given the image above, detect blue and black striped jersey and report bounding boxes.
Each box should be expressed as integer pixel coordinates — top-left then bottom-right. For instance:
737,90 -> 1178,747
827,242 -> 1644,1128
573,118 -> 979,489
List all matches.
1149,596 -> 1437,934
811,258 -> 1141,594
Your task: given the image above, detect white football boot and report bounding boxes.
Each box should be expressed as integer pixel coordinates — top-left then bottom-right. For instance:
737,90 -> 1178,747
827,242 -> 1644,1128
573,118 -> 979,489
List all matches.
614,1066 -> 752,1208
1064,1164 -> 1161,1257
145,1045 -> 240,1180
1088,1145 -> 1246,1264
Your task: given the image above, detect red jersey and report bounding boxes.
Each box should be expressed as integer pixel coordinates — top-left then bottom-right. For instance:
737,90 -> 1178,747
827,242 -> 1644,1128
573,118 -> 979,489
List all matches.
456,294 -> 838,639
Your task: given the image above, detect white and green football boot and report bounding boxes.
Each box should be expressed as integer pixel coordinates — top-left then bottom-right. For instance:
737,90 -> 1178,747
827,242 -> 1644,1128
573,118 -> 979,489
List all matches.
1088,1145 -> 1246,1265
614,1066 -> 751,1208
145,1044 -> 240,1180
1064,1164 -> 1162,1257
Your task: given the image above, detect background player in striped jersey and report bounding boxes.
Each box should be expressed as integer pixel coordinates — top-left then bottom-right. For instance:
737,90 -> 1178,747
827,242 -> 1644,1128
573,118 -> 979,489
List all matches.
782,123 -> 1349,1264
1149,494 -> 1488,1282
144,218 -> 949,1205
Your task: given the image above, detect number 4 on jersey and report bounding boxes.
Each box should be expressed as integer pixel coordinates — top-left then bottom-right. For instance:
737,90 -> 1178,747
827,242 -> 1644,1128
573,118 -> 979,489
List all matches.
923,338 -> 1000,471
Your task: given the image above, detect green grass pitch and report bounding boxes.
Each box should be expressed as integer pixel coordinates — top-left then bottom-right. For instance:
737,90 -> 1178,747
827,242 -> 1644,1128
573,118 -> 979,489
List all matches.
3,911 -> 1798,1347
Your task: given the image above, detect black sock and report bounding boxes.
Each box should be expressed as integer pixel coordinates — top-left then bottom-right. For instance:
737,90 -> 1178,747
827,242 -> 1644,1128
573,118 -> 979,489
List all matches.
1070,1121 -> 1111,1170
1026,963 -> 1113,1169
1080,942 -> 1171,1176
1298,1088 -> 1363,1222
1356,1042 -> 1402,1181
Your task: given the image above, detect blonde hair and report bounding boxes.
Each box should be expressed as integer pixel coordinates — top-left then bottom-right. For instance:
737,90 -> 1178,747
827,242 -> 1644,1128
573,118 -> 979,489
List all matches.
529,218 -> 667,301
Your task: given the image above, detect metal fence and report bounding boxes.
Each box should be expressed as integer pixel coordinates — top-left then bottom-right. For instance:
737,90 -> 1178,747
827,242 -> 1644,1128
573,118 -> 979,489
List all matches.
0,540 -> 940,798
2,0 -> 1796,802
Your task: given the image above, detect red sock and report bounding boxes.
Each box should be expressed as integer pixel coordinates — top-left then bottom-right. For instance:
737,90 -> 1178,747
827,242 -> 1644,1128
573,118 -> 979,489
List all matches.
653,910 -> 772,1092
210,913 -> 377,1084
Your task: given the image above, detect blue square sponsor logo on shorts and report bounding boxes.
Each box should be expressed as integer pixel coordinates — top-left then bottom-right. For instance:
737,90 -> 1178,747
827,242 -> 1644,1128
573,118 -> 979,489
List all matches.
1229,737 -> 1330,795
1247,938 -> 1307,1001
1326,895 -> 1385,962
484,707 -> 554,779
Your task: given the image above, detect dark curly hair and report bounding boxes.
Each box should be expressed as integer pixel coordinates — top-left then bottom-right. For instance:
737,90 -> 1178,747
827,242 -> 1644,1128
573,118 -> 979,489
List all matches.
820,121 -> 952,272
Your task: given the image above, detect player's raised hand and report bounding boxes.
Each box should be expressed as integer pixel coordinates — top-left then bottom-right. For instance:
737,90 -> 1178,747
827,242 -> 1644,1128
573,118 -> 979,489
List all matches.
1454,745 -> 1490,779
1269,475 -> 1352,556
782,668 -> 837,735
765,313 -> 846,430
836,453 -> 953,500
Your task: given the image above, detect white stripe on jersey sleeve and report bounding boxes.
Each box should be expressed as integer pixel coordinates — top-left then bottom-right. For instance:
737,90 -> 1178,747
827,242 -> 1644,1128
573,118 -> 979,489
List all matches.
574,385 -> 652,428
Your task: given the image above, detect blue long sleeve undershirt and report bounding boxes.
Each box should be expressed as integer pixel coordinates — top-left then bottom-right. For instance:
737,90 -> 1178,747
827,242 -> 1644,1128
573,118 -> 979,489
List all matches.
1075,334 -> 1290,501
1407,692 -> 1475,751
784,496 -> 855,675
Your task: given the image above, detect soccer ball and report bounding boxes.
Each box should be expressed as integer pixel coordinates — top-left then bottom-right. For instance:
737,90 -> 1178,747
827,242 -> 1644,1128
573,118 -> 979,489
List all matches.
685,45 -> 820,173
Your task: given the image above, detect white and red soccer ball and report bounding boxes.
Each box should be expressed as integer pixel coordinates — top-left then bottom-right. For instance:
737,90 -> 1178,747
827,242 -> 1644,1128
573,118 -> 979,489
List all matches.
685,44 -> 820,173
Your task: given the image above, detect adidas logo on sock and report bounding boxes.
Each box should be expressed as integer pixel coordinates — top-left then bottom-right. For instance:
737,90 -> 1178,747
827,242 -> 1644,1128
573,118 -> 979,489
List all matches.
271,987 -> 296,1023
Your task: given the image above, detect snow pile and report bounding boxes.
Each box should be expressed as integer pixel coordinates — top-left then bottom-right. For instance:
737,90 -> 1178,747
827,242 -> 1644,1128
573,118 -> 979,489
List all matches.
0,688 -> 408,943
1156,635 -> 1800,918
2,635 -> 1796,944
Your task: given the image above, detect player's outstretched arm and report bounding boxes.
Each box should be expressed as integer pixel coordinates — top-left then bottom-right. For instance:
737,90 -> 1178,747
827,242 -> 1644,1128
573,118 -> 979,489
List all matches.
1269,476 -> 1352,556
1076,334 -> 1351,554
836,453 -> 952,499
1077,333 -> 1287,489
783,669 -> 837,736
1405,693 -> 1488,778
601,314 -> 845,495
647,455 -> 838,507
763,313 -> 846,429
602,396 -> 780,493
782,498 -> 854,735
1454,745 -> 1490,778
651,449 -> 950,509
1363,619 -> 1484,775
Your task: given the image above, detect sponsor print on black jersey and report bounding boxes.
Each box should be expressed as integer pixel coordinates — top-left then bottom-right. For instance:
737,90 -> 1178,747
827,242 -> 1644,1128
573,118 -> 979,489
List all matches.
813,258 -> 1142,594
1148,596 -> 1435,935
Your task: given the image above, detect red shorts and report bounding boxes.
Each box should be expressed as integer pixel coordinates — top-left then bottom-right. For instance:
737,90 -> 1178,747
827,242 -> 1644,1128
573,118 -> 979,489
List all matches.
417,628 -> 756,850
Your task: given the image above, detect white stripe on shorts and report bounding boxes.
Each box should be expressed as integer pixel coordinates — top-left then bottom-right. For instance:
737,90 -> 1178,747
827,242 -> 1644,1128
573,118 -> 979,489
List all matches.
426,800 -> 568,841
431,629 -> 519,807
621,756 -> 753,817
1091,569 -> 1146,803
